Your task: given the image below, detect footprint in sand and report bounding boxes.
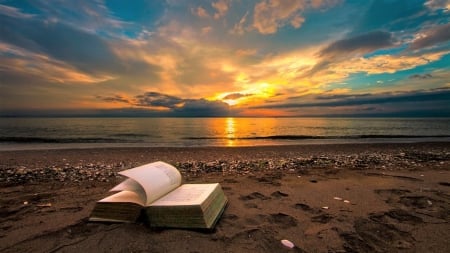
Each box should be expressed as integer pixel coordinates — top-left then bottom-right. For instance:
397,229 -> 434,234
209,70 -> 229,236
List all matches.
239,192 -> 272,209
340,217 -> 414,252
268,213 -> 298,227
239,192 -> 271,201
376,189 -> 449,221
270,191 -> 289,198
226,228 -> 306,253
244,213 -> 298,228
438,182 -> 450,187
244,214 -> 268,226
311,213 -> 333,224
400,196 -> 435,209
374,189 -> 411,197
244,203 -> 259,209
374,188 -> 412,204
292,203 -> 323,215
370,209 -> 423,224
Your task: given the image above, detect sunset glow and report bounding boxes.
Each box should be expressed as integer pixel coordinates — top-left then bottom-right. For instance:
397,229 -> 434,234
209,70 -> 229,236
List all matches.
0,0 -> 449,117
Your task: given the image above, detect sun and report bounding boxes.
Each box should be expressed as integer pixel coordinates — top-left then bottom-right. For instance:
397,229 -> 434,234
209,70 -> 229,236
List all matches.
224,99 -> 239,106
216,82 -> 277,106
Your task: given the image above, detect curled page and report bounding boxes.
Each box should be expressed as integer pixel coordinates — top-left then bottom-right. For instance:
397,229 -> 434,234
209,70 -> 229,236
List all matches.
110,178 -> 144,192
118,161 -> 182,205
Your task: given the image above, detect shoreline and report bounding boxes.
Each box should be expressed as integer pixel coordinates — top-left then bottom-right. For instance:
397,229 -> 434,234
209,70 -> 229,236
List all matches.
1,142 -> 450,252
1,137 -> 450,151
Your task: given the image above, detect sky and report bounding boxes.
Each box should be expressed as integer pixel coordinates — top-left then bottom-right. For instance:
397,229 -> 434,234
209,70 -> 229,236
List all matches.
0,0 -> 449,117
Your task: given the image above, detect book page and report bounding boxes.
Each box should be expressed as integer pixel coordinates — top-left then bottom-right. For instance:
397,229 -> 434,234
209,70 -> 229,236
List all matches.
110,178 -> 144,193
98,190 -> 146,206
150,183 -> 218,206
118,161 -> 182,205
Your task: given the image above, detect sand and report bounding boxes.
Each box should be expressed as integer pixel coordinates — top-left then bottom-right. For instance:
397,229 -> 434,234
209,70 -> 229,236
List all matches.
1,142 -> 450,253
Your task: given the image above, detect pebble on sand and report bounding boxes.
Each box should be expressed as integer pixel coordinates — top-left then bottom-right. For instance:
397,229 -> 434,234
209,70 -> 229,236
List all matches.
281,239 -> 295,248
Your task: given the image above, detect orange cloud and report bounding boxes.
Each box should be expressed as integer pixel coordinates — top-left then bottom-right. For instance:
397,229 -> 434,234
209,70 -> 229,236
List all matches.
252,0 -> 340,34
191,6 -> 210,18
212,0 -> 230,19
337,51 -> 448,75
0,43 -> 114,84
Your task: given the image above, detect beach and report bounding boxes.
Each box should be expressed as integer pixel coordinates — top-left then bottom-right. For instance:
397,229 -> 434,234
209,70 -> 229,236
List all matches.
1,142 -> 449,253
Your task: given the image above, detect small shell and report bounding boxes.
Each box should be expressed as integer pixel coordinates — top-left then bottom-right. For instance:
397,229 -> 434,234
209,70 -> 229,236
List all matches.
343,200 -> 350,204
281,239 -> 295,248
322,206 -> 329,210
333,197 -> 343,201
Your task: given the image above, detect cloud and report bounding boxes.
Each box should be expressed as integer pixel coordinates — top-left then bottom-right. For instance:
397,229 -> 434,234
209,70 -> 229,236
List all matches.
319,31 -> 394,58
351,0 -> 429,34
252,87 -> 450,109
26,1 -> 128,34
252,0 -> 307,34
110,20 -> 240,98
173,99 -> 230,116
409,23 -> 450,50
252,0 -> 340,34
290,15 -> 304,28
0,4 -> 34,18
134,92 -> 184,108
192,6 -> 210,18
310,0 -> 341,9
212,0 -> 230,19
0,43 -> 115,84
96,95 -> 130,104
99,91 -> 231,117
409,73 -> 433,79
230,12 -> 249,35
304,31 -> 394,78
336,51 -> 448,75
315,93 -> 371,100
0,11 -> 122,76
201,26 -> 213,35
223,93 -> 252,100
425,0 -> 450,11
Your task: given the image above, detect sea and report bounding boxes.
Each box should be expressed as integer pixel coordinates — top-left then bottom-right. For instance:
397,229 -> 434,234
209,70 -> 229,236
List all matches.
0,117 -> 449,150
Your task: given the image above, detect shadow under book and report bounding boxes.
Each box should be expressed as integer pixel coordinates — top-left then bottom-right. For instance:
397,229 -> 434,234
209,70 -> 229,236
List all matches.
89,161 -> 228,229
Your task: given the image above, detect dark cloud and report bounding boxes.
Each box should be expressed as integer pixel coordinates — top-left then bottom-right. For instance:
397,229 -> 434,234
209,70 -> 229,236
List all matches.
315,93 -> 372,100
96,95 -> 130,104
173,99 -> 230,117
409,73 -> 433,79
99,92 -> 232,117
409,23 -> 450,50
134,92 -> 184,108
319,31 -> 394,58
304,30 -> 394,78
223,93 -> 252,100
252,88 -> 450,109
0,10 -> 121,75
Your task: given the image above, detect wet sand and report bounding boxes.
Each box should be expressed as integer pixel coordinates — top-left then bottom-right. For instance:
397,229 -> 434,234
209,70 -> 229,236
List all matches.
1,142 -> 450,252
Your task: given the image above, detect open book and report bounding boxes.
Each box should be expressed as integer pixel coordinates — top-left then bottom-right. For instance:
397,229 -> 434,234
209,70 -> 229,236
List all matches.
89,161 -> 228,229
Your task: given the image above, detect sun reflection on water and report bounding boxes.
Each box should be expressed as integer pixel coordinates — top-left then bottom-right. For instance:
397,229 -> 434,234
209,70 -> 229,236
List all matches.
225,117 -> 235,146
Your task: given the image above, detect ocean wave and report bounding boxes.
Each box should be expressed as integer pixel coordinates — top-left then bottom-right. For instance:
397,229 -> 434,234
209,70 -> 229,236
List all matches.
109,133 -> 152,138
184,134 -> 450,140
0,137 -> 135,143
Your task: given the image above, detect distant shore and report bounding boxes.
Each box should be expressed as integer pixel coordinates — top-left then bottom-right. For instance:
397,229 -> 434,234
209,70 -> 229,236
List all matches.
1,142 -> 450,252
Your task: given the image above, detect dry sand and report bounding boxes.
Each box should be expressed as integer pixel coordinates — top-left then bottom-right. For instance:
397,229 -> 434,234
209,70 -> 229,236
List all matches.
1,142 -> 450,252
